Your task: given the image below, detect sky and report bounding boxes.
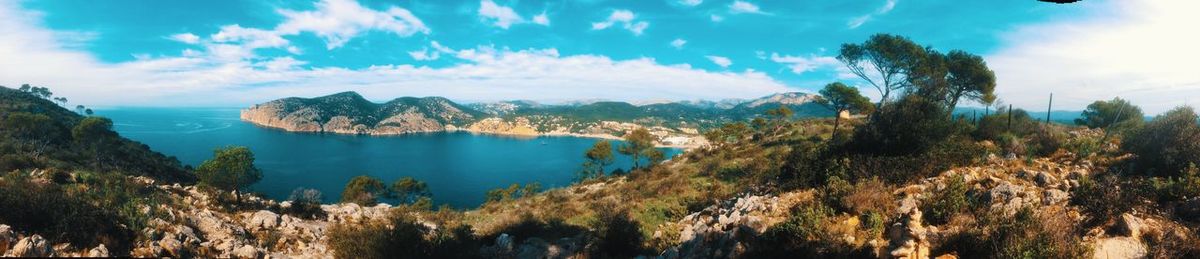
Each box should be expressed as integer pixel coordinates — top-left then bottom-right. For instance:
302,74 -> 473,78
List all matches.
0,0 -> 1196,114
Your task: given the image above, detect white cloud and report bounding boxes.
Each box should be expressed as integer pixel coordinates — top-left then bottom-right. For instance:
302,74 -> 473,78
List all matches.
212,25 -> 289,49
706,55 -> 732,68
591,10 -> 649,35
678,0 -> 703,7
848,0 -> 897,29
988,0 -> 1200,114
0,2 -> 789,107
769,53 -> 841,74
710,14 -> 724,22
168,33 -> 200,44
532,13 -> 550,26
408,41 -> 457,61
275,0 -> 429,49
670,38 -> 686,49
729,1 -> 766,14
479,0 -> 523,29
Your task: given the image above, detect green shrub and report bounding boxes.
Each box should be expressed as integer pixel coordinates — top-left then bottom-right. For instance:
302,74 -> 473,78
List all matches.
1027,128 -> 1065,157
0,171 -> 134,253
936,207 -> 1090,259
972,108 -> 1039,141
848,95 -> 959,156
1121,106 -> 1200,177
1144,226 -> 1200,258
283,188 -> 326,220
745,202 -> 868,257
1071,174 -> 1136,226
341,175 -> 387,206
1076,97 -> 1144,130
923,175 -> 970,225
1149,163 -> 1200,203
589,205 -> 646,258
327,211 -> 479,259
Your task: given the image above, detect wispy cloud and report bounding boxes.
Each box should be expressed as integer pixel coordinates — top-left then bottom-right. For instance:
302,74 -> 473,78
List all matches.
168,33 -> 200,44
275,0 -> 428,49
706,55 -> 732,68
678,0 -> 703,7
532,12 -> 550,26
670,38 -> 687,49
591,10 -> 649,35
848,0 -> 897,29
769,53 -> 840,74
729,1 -> 767,15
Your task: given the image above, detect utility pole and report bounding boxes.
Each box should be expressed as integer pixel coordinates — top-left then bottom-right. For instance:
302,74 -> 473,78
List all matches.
1045,93 -> 1054,125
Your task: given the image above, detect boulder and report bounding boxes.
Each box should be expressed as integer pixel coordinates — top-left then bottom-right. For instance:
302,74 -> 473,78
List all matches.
1043,189 -> 1069,205
496,233 -> 515,253
9,234 -> 52,257
159,235 -> 184,257
1115,213 -> 1145,238
1093,237 -> 1146,259
1034,171 -> 1057,187
233,244 -> 260,258
0,224 -> 15,255
246,210 -> 280,230
87,244 -> 110,257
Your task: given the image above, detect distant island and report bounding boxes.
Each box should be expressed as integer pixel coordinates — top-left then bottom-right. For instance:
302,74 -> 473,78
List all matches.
240,91 -> 833,147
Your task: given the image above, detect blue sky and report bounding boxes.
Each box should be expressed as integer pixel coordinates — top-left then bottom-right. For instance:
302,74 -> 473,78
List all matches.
0,0 -> 1196,113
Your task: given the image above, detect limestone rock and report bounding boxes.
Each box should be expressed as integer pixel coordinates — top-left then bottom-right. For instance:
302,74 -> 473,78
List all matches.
1093,237 -> 1146,259
9,234 -> 52,257
1115,213 -> 1145,239
233,244 -> 260,258
87,244 -> 110,257
246,210 -> 280,230
0,224 -> 15,255
159,235 -> 184,257
888,208 -> 930,259
1043,189 -> 1069,205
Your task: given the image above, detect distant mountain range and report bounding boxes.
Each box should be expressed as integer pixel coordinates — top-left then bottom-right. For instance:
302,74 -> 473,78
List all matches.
240,91 -> 833,140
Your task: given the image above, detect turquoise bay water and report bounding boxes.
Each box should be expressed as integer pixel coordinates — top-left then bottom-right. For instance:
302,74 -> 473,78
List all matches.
97,108 -> 680,208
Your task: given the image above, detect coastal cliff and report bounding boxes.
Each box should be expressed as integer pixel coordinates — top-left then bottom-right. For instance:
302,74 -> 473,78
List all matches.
240,91 -> 833,148
239,91 -> 478,135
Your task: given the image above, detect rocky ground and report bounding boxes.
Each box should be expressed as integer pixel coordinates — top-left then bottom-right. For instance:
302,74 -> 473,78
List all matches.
0,175 -> 399,258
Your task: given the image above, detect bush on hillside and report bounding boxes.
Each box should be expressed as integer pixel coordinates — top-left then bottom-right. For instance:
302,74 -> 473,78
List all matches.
744,201 -> 870,257
935,207 -> 1089,258
1076,97 -> 1144,130
326,211 -> 479,259
588,205 -> 646,258
283,188 -> 326,220
972,108 -> 1039,142
1071,174 -> 1138,226
923,174 -> 974,225
1121,106 -> 1200,177
848,95 -> 960,156
0,171 -> 135,253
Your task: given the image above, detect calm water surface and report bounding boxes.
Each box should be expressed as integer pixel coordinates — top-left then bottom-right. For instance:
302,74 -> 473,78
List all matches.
97,107 -> 680,208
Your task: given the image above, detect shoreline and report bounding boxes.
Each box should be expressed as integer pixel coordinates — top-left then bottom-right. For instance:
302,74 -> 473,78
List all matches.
239,117 -> 704,150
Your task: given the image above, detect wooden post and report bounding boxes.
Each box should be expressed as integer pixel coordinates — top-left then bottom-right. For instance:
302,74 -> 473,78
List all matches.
1007,104 -> 1013,132
1045,93 -> 1054,125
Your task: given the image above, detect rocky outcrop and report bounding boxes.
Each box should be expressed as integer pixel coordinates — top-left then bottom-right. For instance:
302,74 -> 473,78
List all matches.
8,234 -> 52,257
466,117 -> 540,136
661,193 -> 804,258
888,208 -> 930,259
